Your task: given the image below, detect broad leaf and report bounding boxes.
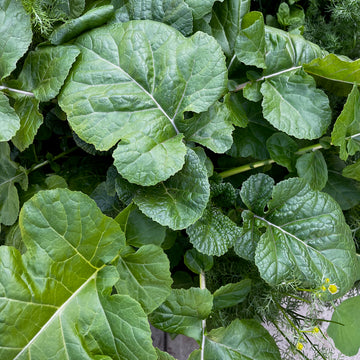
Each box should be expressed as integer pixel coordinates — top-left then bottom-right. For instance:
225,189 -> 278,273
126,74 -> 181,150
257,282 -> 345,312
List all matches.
235,11 -> 266,69
55,0 -> 85,18
213,279 -> 251,310
253,176 -> 358,296
0,142 -> 27,226
187,206 -> 242,256
149,287 -> 213,342
178,101 -> 234,153
113,0 -> 193,36
12,97 -> 43,151
261,71 -> 331,139
343,159 -> 360,181
296,151 -> 328,190
17,45 -> 80,101
49,5 -> 115,45
59,21 -> 227,186
331,85 -> 360,160
327,296 -> 360,356
184,249 -> 213,274
202,319 -> 281,359
116,244 -> 172,314
0,0 -> 32,79
223,92 -> 248,128
184,0 -> 222,19
266,133 -> 298,171
209,0 -> 251,57
264,26 -> 327,75
0,92 -> 20,142
134,149 -> 210,230
304,54 -> 360,97
0,188 -> 158,359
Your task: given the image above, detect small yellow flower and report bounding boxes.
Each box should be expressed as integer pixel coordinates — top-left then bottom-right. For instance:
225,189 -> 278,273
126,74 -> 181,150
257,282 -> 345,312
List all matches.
325,278 -> 330,284
321,285 -> 326,292
296,342 -> 304,351
328,284 -> 339,294
312,327 -> 320,334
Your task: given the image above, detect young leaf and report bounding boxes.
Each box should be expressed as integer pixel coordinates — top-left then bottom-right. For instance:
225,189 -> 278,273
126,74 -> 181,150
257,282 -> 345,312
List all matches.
327,296 -> 360,356
186,206 -> 242,256
213,279 -> 251,310
261,71 -> 331,139
184,248 -> 214,274
59,21 -> 227,186
202,319 -> 281,359
343,159 -> 360,181
49,5 -> 115,45
12,97 -> 43,151
149,287 -> 213,342
0,142 -> 27,226
209,0 -> 251,57
296,151 -> 328,190
17,45 -> 80,102
178,101 -> 234,153
331,84 -> 360,160
134,148 -> 210,230
235,11 -> 266,69
116,244 -> 172,314
253,177 -> 358,296
0,0 -> 32,79
223,92 -> 248,128
0,188 -> 158,359
303,54 -> 360,97
0,92 -> 20,142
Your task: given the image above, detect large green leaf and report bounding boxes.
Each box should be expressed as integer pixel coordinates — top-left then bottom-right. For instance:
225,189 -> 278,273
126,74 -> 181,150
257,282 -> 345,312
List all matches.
149,287 -> 213,342
0,0 -> 32,79
187,206 -> 241,256
209,0 -> 251,57
235,11 -> 266,69
261,71 -> 331,139
201,319 -> 281,359
17,45 -> 80,102
12,97 -> 43,151
343,159 -> 360,181
59,20 -> 227,186
116,244 -> 172,314
331,85 -> 360,160
303,54 -> 360,96
134,149 -> 210,230
264,26 -> 327,75
327,296 -> 360,356
0,92 -> 20,142
0,142 -> 27,226
0,188 -> 158,359
244,175 -> 358,296
113,0 -> 193,36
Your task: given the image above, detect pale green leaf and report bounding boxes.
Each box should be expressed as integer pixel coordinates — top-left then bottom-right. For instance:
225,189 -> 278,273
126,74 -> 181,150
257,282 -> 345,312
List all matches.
261,71 -> 331,139
328,296 -> 360,356
243,80 -> 262,102
0,92 -> 20,142
264,26 -> 327,75
331,85 -> 360,160
49,5 -> 115,45
213,279 -> 251,310
187,206 -> 241,256
184,0 -> 222,19
343,159 -> 360,181
303,54 -> 360,97
203,319 -> 281,359
209,0 -> 251,57
235,11 -> 266,69
17,45 -> 80,101
0,188 -> 158,359
59,21 -> 227,186
240,173 -> 274,215
156,348 -> 176,360
116,244 -> 172,314
184,249 -> 213,274
296,151 -> 328,190
134,149 -> 210,230
12,97 -> 43,151
149,288 -> 213,342
0,142 -> 27,226
178,101 -> 234,153
0,0 -> 32,79
254,177 -> 358,296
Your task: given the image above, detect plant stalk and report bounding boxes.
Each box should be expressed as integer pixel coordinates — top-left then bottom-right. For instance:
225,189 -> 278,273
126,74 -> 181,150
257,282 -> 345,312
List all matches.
0,85 -> 35,97
200,271 -> 206,360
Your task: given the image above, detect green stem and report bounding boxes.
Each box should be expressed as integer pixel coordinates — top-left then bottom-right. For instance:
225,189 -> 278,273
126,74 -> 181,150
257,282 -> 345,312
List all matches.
200,271 -> 206,360
0,85 -> 35,97
275,301 -> 302,337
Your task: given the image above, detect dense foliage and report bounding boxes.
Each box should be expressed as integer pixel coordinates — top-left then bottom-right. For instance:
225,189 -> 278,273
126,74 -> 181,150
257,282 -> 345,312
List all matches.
0,0 -> 360,359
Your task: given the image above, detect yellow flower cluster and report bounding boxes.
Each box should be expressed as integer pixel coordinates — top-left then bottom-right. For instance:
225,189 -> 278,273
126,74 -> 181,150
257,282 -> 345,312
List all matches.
321,278 -> 339,295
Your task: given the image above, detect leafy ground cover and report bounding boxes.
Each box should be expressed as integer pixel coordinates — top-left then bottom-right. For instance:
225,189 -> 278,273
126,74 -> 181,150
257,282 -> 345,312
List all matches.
0,0 -> 360,359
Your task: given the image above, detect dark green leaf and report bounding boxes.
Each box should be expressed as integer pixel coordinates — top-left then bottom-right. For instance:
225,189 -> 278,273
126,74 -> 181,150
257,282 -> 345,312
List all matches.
54,0 -> 85,18
184,248 -> 214,274
343,159 -> 360,181
223,92 -> 248,128
213,279 -> 251,310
